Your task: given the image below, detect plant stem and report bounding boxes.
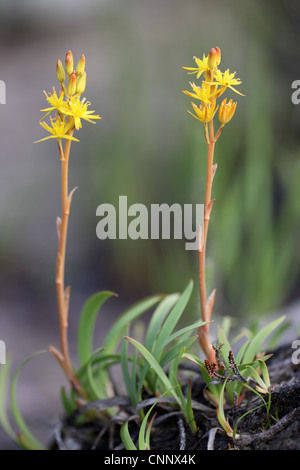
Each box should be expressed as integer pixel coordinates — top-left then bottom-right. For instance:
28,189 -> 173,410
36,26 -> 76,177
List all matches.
55,132 -> 82,395
198,120 -> 216,362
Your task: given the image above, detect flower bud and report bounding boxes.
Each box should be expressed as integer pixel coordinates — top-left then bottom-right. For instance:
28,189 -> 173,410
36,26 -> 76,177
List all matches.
56,59 -> 65,83
219,98 -> 237,124
65,50 -> 74,75
208,48 -> 218,70
76,54 -> 86,76
215,47 -> 221,66
67,72 -> 77,97
76,71 -> 86,95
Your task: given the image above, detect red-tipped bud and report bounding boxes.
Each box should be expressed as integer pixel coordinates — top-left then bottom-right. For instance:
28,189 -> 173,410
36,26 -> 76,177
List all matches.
76,54 -> 86,76
67,72 -> 77,96
208,48 -> 218,69
65,50 -> 74,75
76,71 -> 86,95
215,47 -> 221,66
56,59 -> 65,83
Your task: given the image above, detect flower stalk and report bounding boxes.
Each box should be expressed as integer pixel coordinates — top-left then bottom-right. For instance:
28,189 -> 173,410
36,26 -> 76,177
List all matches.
183,47 -> 243,361
35,51 -> 101,396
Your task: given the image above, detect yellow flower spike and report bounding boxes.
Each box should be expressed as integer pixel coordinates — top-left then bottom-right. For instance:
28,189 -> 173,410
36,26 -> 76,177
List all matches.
65,50 -> 74,76
35,115 -> 79,143
76,54 -> 86,76
63,96 -> 101,131
188,101 -> 218,124
76,71 -> 87,95
67,72 -> 77,97
219,98 -> 237,125
183,54 -> 209,79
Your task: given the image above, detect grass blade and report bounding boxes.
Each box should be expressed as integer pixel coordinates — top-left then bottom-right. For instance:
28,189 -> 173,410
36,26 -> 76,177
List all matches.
10,351 -> 47,450
154,281 -> 193,355
77,291 -> 116,367
243,316 -> 285,364
103,295 -> 162,354
125,337 -> 181,407
120,421 -> 137,450
145,293 -> 179,352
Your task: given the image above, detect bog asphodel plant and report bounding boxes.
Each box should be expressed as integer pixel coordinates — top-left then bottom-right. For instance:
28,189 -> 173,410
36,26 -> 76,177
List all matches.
35,51 -> 101,395
183,47 -> 244,362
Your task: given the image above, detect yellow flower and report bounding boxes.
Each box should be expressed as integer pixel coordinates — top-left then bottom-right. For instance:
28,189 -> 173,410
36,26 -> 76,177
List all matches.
183,82 -> 211,104
219,98 -> 237,124
40,88 -> 67,119
35,115 -> 79,143
63,96 -> 101,130
210,69 -> 244,96
182,54 -> 210,79
188,101 -> 218,123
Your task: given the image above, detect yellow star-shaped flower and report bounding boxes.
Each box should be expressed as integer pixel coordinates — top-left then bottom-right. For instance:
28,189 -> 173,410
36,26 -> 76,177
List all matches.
209,69 -> 244,96
40,88 -> 67,119
63,96 -> 101,131
183,54 -> 210,79
35,116 -> 79,143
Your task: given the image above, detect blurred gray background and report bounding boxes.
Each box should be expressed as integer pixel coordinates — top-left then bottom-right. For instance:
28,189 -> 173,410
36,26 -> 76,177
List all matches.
0,0 -> 300,449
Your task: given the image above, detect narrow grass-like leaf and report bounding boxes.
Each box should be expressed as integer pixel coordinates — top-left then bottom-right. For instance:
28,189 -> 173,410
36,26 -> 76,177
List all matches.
121,333 -> 138,407
145,413 -> 156,450
186,378 -> 197,434
85,348 -> 106,400
216,379 -> 233,437
125,337 -> 181,407
103,295 -> 162,354
120,421 -> 137,450
235,339 -> 250,365
145,293 -> 179,352
159,337 -> 196,369
243,316 -> 285,364
0,357 -> 17,442
78,291 -> 116,366
60,387 -> 77,416
258,359 -> 270,388
11,351 -> 46,450
245,365 -> 268,392
154,281 -> 193,355
154,318 -> 209,355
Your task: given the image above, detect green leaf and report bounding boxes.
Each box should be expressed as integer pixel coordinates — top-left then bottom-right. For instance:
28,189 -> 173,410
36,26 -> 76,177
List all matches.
139,388 -> 176,449
120,421 -> 137,450
0,357 -> 17,442
154,318 -> 209,355
121,332 -> 138,407
10,351 -> 47,450
145,294 -> 179,352
245,365 -> 268,391
103,295 -> 162,354
258,359 -> 270,389
217,379 -> 233,436
243,316 -> 285,364
78,291 -> 116,367
154,281 -> 193,355
125,337 -> 181,407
